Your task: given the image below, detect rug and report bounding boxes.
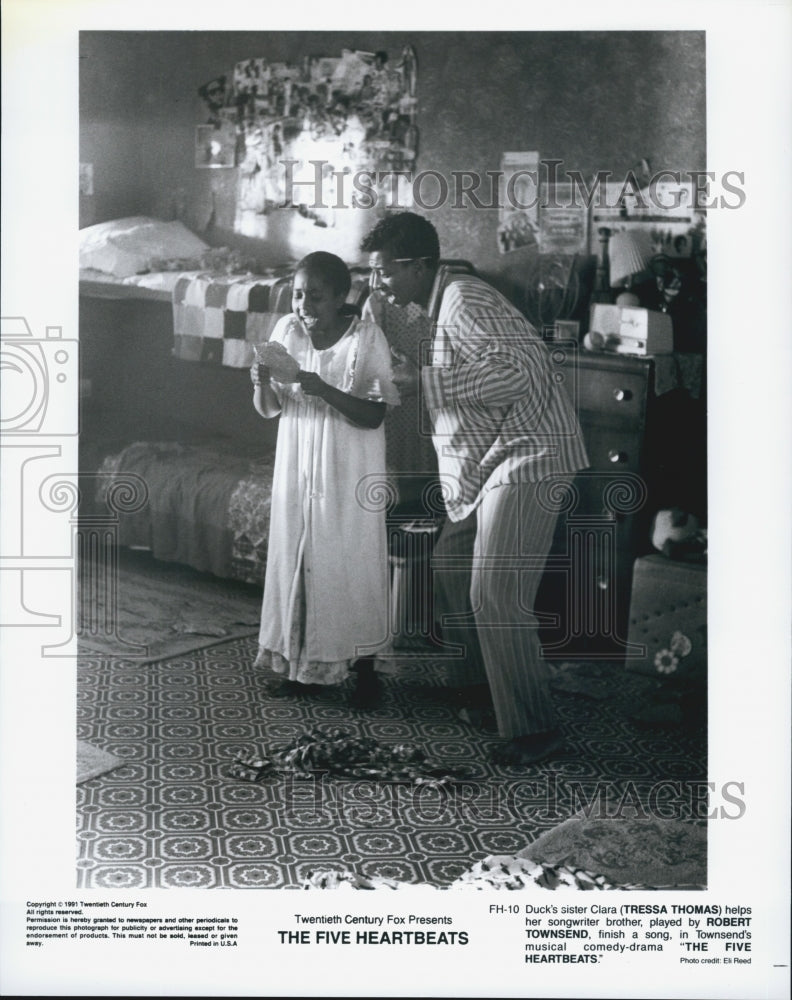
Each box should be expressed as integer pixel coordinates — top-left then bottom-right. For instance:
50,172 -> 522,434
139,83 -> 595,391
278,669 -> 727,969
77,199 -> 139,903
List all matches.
517,812 -> 707,888
302,856 -> 669,891
77,635 -> 707,890
548,661 -> 614,700
77,740 -> 124,783
78,548 -> 262,663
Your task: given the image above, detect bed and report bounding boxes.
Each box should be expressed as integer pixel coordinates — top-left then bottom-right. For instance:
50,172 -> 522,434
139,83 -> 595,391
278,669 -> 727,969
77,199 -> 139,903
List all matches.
97,440 -> 276,586
79,218 -> 290,584
81,217 -> 469,588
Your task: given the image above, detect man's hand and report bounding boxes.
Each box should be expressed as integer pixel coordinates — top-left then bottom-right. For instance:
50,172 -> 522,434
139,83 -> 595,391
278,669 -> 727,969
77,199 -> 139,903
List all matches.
390,349 -> 419,398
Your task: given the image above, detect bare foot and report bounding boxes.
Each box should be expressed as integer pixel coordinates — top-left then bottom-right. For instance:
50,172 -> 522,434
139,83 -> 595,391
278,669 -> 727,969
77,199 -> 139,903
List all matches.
490,729 -> 564,766
263,677 -> 319,699
349,663 -> 383,710
456,706 -> 497,731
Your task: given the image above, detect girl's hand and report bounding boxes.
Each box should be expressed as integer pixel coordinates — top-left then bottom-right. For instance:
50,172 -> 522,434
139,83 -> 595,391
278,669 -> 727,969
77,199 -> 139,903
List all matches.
297,370 -> 328,398
251,363 -> 270,386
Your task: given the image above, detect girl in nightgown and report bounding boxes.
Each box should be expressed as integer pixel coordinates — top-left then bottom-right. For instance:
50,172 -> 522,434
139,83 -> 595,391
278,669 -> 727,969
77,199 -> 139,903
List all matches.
251,252 -> 399,707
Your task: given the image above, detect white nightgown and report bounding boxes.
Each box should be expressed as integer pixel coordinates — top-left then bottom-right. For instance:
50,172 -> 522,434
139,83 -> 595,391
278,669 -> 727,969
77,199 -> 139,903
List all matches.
256,313 -> 400,684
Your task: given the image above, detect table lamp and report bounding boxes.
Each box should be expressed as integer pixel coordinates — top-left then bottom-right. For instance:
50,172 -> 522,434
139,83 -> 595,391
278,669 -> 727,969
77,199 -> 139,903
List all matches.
608,230 -> 652,306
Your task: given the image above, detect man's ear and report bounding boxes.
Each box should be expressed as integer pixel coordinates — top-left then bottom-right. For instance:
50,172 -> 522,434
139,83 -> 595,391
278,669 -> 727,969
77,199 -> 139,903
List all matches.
413,258 -> 432,284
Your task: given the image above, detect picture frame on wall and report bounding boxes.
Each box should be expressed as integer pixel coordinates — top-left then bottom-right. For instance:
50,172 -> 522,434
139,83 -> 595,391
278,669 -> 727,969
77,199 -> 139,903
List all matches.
497,150 -> 540,254
538,183 -> 589,255
195,122 -> 237,168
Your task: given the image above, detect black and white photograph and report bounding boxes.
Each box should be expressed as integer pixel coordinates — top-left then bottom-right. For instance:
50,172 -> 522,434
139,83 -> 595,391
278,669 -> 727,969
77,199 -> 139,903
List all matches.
1,2 -> 790,998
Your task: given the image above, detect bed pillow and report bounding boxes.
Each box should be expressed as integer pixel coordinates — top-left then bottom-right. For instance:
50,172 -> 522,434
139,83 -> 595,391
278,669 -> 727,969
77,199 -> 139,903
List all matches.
79,216 -> 210,278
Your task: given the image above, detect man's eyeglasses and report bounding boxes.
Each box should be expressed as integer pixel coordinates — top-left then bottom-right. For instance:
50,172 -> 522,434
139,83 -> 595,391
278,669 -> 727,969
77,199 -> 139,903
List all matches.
369,256 -> 432,276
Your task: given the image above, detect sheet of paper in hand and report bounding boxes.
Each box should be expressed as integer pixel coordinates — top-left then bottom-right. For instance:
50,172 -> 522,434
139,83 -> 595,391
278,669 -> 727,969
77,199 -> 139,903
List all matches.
254,341 -> 301,383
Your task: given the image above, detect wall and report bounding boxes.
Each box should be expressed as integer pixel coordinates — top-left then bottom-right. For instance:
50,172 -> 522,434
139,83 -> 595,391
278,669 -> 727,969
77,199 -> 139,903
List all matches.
80,30 -> 705,297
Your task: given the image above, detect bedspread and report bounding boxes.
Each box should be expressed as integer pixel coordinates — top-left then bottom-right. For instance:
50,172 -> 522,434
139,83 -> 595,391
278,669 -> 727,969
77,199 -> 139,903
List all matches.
172,272 -> 294,367
171,270 -> 371,368
98,441 -> 275,585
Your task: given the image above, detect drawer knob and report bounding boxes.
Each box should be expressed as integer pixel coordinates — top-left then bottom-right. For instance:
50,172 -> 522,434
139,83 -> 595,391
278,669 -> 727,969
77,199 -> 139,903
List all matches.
612,388 -> 632,402
608,449 -> 628,464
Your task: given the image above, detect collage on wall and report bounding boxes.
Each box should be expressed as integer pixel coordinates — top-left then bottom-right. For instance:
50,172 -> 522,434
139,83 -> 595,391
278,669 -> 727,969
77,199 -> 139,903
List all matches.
196,45 -> 419,234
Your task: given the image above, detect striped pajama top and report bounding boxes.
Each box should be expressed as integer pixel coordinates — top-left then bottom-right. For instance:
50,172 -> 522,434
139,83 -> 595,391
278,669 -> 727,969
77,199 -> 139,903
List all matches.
420,274 -> 589,521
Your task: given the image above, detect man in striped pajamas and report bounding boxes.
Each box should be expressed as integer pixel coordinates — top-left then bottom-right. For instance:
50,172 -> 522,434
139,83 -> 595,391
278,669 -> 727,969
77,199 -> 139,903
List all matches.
361,212 -> 589,765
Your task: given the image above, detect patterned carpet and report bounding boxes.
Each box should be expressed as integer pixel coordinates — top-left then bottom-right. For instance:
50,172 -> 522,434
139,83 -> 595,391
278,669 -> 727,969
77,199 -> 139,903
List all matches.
77,588 -> 707,890
77,548 -> 262,664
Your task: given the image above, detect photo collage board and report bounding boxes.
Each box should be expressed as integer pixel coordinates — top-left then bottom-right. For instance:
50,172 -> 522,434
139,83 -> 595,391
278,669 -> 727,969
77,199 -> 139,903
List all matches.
197,45 -> 419,230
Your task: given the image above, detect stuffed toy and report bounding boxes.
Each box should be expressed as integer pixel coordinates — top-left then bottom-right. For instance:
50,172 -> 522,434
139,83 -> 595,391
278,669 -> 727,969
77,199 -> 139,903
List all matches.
650,507 -> 706,561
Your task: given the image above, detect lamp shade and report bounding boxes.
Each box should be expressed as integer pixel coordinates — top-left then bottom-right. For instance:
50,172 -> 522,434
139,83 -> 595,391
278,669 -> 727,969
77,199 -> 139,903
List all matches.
608,230 -> 652,287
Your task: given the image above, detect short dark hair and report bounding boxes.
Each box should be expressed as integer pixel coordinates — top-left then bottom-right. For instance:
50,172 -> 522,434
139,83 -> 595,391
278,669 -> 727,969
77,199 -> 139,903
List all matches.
294,251 -> 351,298
360,212 -> 440,262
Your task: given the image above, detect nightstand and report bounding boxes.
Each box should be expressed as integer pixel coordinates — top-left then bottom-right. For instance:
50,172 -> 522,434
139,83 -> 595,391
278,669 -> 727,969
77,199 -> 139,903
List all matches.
537,347 -> 705,660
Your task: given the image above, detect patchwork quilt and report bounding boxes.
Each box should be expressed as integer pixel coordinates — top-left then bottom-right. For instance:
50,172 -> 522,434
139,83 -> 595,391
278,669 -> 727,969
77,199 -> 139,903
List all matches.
172,270 -> 372,367
172,272 -> 294,367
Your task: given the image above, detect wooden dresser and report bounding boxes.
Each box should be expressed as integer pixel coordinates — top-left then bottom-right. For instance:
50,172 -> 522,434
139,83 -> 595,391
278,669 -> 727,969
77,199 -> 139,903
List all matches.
537,347 -> 705,660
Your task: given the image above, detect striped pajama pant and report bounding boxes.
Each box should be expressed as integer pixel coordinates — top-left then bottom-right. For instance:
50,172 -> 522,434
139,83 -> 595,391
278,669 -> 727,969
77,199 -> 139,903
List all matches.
431,476 -> 567,739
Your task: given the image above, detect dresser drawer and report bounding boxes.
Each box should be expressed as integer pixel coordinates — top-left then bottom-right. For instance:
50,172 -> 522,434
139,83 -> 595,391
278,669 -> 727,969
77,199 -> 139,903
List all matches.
574,367 -> 648,427
538,349 -> 703,660
581,424 -> 643,473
